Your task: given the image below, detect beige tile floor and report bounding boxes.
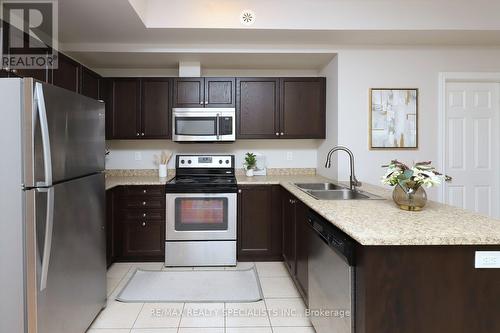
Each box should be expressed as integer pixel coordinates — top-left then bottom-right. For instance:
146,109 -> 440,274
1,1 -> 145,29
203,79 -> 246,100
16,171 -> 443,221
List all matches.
87,261 -> 314,333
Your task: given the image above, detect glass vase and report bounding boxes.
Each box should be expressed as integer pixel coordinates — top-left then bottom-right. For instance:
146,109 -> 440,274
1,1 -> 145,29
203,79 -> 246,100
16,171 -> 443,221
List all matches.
392,185 -> 427,211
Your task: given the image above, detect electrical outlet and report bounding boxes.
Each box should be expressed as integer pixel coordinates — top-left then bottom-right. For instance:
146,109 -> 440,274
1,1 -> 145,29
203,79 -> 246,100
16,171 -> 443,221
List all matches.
286,152 -> 293,161
475,251 -> 500,268
134,152 -> 142,161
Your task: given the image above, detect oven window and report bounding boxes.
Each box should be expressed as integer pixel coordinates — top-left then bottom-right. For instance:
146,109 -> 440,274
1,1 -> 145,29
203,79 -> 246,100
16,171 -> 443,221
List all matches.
175,117 -> 216,136
174,197 -> 228,231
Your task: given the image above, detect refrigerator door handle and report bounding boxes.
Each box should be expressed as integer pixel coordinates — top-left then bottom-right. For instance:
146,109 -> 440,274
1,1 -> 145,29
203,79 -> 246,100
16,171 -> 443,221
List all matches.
39,186 -> 54,291
34,82 -> 53,187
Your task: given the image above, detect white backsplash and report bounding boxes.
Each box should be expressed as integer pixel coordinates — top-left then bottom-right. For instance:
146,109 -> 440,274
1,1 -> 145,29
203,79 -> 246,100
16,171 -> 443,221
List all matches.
105,139 -> 320,170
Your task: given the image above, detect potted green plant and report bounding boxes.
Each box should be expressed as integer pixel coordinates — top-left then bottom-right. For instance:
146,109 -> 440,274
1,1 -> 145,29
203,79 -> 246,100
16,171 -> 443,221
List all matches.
244,152 -> 257,177
381,160 -> 451,211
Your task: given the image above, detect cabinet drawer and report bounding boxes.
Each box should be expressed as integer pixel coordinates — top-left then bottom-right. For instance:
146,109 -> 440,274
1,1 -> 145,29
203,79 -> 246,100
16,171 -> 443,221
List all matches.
123,185 -> 165,196
119,209 -> 164,222
123,196 -> 165,209
121,220 -> 164,258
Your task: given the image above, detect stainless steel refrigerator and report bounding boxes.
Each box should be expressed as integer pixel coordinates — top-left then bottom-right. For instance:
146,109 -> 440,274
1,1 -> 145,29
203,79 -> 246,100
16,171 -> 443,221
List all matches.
0,78 -> 107,333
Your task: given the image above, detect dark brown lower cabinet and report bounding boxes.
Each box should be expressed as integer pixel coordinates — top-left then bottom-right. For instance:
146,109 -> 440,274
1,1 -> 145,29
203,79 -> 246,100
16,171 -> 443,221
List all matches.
237,185 -> 282,261
121,221 -> 164,259
355,245 -> 500,333
294,200 -> 311,301
282,188 -> 310,303
107,185 -> 165,263
282,189 -> 297,273
106,189 -> 115,268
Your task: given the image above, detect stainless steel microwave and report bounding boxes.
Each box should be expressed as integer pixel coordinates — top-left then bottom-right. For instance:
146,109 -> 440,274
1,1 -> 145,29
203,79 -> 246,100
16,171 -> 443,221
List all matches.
172,108 -> 236,142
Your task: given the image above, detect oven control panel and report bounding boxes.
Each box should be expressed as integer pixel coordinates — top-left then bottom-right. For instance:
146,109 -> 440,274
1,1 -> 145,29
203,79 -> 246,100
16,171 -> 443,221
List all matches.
177,155 -> 233,168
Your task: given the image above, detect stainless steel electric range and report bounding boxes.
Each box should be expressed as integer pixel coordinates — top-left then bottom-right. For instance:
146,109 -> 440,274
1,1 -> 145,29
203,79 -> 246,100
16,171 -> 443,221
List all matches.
165,155 -> 237,267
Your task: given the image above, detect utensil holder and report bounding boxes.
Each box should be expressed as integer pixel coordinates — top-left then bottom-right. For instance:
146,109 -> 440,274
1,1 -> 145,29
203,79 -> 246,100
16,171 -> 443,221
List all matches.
159,164 -> 167,178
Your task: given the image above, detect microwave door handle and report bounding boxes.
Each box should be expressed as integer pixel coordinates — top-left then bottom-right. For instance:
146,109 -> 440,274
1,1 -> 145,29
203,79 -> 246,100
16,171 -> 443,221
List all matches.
216,113 -> 220,140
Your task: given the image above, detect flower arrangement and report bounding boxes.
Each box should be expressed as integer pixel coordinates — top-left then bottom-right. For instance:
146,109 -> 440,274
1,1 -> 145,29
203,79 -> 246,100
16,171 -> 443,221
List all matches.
382,160 -> 451,190
381,160 -> 451,211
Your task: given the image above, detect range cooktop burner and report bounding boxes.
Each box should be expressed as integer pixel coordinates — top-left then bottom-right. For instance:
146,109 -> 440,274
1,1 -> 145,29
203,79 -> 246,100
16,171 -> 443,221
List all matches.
165,154 -> 238,193
170,176 -> 237,185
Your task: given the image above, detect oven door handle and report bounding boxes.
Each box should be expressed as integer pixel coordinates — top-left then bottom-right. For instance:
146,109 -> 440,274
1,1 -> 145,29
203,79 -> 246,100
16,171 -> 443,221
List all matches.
216,113 -> 220,140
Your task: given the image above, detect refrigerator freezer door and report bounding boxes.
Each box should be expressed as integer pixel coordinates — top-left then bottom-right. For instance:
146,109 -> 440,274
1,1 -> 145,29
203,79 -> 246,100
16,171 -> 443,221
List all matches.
35,173 -> 106,333
28,81 -> 105,187
0,78 -> 26,333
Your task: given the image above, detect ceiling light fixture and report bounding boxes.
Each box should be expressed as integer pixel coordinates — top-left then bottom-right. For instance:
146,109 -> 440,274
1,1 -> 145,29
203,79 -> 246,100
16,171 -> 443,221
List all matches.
240,9 -> 256,26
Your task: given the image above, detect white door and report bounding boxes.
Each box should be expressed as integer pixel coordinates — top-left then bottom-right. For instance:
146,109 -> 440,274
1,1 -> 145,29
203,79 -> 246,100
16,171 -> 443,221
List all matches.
445,82 -> 500,218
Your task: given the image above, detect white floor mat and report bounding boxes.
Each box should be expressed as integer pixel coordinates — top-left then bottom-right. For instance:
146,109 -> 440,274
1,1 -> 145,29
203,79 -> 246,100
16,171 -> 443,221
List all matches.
117,266 -> 263,303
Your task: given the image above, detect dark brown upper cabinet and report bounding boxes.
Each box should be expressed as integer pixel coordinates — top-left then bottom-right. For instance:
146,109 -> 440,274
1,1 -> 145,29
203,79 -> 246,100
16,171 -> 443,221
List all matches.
80,66 -> 100,99
236,77 -> 325,139
205,77 -> 235,107
12,68 -> 50,82
236,78 -> 280,139
237,185 -> 282,261
141,78 -> 171,139
173,77 -> 204,107
173,77 -> 235,108
51,53 -> 80,92
110,78 -> 141,139
105,78 -> 172,140
280,77 -> 326,139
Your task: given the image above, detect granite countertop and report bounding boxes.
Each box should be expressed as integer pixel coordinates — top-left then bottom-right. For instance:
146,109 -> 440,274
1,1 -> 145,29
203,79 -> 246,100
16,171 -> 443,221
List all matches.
241,175 -> 500,246
106,172 -> 500,246
105,175 -> 171,190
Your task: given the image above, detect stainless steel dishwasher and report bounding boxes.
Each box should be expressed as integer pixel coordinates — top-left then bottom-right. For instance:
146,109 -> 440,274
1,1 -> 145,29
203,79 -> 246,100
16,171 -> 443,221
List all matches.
307,211 -> 356,333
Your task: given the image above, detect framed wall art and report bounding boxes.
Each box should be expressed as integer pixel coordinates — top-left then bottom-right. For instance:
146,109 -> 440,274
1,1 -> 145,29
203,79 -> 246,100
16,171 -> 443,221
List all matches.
369,88 -> 418,149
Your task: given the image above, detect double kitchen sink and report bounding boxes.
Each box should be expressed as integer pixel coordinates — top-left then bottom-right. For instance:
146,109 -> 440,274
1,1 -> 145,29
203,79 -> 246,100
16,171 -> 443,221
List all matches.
294,182 -> 384,200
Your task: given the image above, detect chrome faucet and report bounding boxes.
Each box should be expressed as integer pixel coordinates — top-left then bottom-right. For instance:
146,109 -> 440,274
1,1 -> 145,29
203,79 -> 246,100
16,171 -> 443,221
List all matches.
324,146 -> 361,191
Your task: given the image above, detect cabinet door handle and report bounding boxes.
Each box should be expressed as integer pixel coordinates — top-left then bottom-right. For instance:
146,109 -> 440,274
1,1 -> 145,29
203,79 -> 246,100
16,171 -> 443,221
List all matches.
275,132 -> 279,136
280,132 -> 284,136
200,101 -> 204,105
142,201 -> 146,206
238,189 -> 242,193
136,133 -> 140,136
142,213 -> 147,217
141,132 -> 145,136
141,222 -> 146,227
143,189 -> 147,193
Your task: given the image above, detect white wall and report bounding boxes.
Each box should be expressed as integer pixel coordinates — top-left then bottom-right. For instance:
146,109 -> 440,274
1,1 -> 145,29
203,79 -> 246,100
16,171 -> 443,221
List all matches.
333,48 -> 500,198
317,56 -> 338,180
106,140 -> 320,170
